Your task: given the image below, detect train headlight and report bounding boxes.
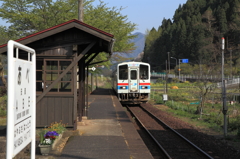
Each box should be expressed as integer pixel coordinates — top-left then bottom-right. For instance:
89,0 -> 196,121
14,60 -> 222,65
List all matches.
141,86 -> 146,89
119,86 -> 127,89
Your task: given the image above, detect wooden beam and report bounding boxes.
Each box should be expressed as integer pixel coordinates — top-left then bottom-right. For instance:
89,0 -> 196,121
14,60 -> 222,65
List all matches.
78,57 -> 85,119
73,54 -> 78,129
36,41 -> 96,103
85,52 -> 99,66
34,39 -> 93,52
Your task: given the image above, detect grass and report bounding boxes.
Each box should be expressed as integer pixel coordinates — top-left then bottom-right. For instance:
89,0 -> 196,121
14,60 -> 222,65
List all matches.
0,117 -> 6,126
151,81 -> 240,138
0,93 -> 7,126
154,104 -> 223,135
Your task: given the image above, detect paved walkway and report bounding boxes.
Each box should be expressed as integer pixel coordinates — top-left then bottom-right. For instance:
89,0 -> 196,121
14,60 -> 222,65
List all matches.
56,88 -> 153,159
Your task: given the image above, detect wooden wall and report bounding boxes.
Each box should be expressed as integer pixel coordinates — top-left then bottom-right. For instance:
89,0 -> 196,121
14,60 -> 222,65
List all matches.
36,95 -> 74,127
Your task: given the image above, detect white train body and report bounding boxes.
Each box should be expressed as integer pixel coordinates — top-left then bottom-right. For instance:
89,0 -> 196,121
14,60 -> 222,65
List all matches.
112,61 -> 151,104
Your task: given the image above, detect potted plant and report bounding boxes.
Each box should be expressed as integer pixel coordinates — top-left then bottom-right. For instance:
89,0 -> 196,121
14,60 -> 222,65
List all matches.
38,121 -> 67,155
38,130 -> 59,155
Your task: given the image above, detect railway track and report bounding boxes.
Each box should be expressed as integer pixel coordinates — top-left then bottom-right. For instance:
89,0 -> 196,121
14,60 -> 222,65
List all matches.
126,104 -> 214,159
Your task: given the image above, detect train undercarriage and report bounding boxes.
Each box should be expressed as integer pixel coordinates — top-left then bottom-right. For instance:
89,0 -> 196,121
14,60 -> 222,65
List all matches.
118,93 -> 149,104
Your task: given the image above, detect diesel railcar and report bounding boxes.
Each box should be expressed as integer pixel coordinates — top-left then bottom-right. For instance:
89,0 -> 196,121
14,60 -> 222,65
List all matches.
112,61 -> 151,104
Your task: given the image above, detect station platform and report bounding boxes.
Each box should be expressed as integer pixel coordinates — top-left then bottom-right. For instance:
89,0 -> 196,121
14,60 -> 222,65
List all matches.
57,88 -> 153,159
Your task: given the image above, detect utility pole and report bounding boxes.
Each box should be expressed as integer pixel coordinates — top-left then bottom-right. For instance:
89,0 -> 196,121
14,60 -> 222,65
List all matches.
222,37 -> 228,137
230,49 -> 232,79
168,52 -> 170,74
165,60 -> 168,94
78,0 -> 84,22
178,59 -> 181,80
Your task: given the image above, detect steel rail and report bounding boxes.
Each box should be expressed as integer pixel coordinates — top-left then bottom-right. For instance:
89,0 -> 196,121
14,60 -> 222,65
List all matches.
126,106 -> 172,159
140,104 -> 214,159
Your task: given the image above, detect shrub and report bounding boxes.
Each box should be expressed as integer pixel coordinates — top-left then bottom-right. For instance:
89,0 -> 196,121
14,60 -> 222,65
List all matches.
155,78 -> 165,84
237,128 -> 240,137
171,78 -> 179,83
45,121 -> 67,134
0,94 -> 7,111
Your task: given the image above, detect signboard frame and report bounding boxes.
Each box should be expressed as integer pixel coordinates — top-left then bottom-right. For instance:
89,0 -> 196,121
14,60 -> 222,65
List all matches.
6,40 -> 36,159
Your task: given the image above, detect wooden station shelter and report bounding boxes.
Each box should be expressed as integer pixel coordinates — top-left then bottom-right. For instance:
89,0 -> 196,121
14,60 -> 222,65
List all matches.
0,19 -> 115,127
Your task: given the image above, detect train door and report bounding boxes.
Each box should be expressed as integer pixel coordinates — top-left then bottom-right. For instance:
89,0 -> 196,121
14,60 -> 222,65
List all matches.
129,68 -> 139,92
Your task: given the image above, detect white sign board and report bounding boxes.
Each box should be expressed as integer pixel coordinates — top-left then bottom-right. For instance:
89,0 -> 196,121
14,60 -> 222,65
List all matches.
163,94 -> 168,101
91,66 -> 96,71
7,40 -> 36,159
85,66 -> 96,71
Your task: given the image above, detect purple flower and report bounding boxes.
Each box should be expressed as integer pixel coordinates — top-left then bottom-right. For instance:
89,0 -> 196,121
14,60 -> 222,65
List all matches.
44,131 -> 59,139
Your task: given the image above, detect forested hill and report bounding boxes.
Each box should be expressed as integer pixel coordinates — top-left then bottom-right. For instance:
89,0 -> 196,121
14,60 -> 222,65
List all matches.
142,0 -> 240,73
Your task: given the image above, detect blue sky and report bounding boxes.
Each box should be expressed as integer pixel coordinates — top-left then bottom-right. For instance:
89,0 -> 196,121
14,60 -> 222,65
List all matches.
0,0 -> 188,33
92,0 -> 188,33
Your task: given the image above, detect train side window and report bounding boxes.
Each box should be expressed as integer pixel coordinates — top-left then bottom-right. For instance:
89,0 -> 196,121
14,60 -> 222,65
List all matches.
140,65 -> 149,79
131,70 -> 137,80
119,65 -> 128,80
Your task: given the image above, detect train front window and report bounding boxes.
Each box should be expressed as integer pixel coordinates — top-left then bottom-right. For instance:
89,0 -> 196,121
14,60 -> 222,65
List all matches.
131,70 -> 137,80
140,65 -> 149,79
119,65 -> 128,80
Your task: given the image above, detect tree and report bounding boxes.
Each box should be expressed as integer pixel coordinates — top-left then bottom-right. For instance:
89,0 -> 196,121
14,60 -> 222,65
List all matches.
194,80 -> 217,116
217,7 -> 228,34
176,18 -> 187,57
0,26 -> 9,45
0,26 -> 9,88
83,1 -> 137,65
229,0 -> 240,29
0,0 -> 79,36
0,25 -> 20,45
202,7 -> 216,39
0,0 -> 137,68
84,1 -> 137,52
142,27 -> 161,63
0,59 -> 6,88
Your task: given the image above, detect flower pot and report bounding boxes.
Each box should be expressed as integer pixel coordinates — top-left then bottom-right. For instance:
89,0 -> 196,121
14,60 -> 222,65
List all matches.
39,144 -> 51,155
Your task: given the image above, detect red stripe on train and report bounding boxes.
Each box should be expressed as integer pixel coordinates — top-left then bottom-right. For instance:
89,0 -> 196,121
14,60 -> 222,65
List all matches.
139,83 -> 150,85
118,83 -> 150,85
118,83 -> 128,85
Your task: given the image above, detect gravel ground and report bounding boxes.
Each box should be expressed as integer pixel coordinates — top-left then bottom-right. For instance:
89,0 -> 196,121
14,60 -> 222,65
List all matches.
139,103 -> 240,159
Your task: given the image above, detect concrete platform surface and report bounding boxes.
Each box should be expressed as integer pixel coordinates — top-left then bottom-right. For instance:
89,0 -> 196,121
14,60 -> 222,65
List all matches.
56,89 -> 153,159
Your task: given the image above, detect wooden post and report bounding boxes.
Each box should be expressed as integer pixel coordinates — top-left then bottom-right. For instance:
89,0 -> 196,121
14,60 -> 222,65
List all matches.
91,73 -> 93,92
78,0 -> 84,22
96,74 -> 98,89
